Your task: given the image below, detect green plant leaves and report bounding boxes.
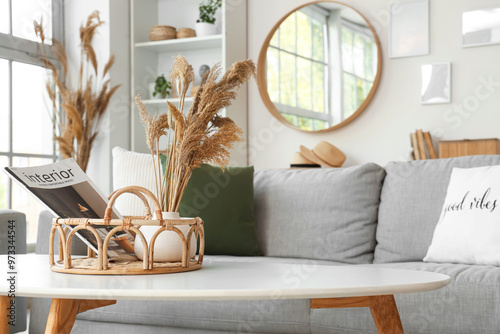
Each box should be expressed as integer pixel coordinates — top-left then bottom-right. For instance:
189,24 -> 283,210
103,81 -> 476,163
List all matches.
197,0 -> 221,24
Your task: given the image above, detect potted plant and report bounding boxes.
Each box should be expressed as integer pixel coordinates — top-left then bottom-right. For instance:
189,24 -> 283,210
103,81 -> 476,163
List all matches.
195,0 -> 222,37
134,55 -> 255,261
149,74 -> 172,99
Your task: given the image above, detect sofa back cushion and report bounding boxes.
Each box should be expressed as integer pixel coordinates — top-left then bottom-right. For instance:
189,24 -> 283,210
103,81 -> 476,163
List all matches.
375,155 -> 500,263
253,163 -> 385,264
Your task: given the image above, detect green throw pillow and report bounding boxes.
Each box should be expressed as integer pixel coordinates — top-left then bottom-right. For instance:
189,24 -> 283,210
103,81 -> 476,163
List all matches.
178,164 -> 263,256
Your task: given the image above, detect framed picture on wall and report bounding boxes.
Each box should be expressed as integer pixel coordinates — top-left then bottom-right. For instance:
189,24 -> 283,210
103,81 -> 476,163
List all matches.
462,8 -> 500,47
421,62 -> 451,104
389,0 -> 429,58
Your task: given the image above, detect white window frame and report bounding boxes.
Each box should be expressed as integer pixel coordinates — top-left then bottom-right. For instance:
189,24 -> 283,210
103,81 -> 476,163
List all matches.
0,0 -> 64,251
267,5 -> 329,131
340,18 -> 376,119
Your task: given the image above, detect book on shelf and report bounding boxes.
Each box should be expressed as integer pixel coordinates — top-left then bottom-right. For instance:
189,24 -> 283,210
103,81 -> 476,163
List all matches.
410,130 -> 436,160
3,158 -> 135,259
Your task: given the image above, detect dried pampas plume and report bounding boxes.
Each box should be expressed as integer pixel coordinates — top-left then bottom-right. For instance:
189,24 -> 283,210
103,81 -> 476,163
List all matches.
137,55 -> 255,212
34,11 -> 120,171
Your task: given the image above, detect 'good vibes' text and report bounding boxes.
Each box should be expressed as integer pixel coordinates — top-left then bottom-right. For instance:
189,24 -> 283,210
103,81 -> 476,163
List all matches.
442,188 -> 497,218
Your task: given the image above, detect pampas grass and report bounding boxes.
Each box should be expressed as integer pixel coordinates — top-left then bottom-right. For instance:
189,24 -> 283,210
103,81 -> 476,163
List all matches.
137,55 -> 255,212
34,11 -> 120,171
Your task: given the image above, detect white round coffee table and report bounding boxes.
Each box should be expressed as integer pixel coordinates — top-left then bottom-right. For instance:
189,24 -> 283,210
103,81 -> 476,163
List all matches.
0,254 -> 450,334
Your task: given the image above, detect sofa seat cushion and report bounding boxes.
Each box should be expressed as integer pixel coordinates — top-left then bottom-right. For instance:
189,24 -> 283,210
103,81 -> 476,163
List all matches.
72,256 -> 342,334
310,261 -> 500,334
254,164 -> 386,263
375,155 -> 500,263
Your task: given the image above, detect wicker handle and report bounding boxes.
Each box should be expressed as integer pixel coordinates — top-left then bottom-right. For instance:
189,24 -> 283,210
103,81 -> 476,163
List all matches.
105,186 -> 163,224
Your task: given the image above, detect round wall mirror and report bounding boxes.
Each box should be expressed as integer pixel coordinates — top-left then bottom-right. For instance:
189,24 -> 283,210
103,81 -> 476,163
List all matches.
257,1 -> 382,132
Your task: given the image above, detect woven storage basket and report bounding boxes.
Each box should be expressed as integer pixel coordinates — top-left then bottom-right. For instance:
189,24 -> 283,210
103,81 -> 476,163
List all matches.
149,25 -> 177,41
177,27 -> 196,39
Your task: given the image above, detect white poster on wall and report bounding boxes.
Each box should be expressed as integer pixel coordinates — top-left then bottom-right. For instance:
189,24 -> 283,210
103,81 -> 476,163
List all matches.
421,62 -> 451,104
462,8 -> 500,47
389,0 -> 429,58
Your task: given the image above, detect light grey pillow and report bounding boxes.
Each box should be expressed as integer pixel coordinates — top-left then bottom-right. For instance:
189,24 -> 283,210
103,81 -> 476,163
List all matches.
375,155 -> 500,263
254,164 -> 385,264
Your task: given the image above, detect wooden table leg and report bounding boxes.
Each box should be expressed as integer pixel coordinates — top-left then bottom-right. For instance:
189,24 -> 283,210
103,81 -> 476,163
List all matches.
45,299 -> 116,334
1,296 -> 12,334
369,295 -> 404,334
45,299 -> 80,334
311,295 -> 404,334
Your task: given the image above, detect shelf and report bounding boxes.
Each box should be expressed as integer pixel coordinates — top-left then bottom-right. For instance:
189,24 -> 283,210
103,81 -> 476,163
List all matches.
142,97 -> 194,105
135,35 -> 223,53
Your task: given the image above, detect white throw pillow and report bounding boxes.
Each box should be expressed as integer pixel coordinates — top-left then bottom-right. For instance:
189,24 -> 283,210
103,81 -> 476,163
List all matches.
424,165 -> 500,266
112,147 -> 158,217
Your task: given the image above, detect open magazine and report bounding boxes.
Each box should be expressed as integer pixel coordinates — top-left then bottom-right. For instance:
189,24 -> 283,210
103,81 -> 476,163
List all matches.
4,158 -> 135,259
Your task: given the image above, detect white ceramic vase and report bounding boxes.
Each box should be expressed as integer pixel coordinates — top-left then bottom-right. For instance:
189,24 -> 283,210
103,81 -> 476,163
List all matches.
134,212 -> 197,262
195,22 -> 217,37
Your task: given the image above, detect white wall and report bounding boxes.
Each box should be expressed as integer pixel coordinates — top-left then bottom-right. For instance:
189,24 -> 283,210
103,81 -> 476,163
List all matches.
64,0 -> 130,193
247,0 -> 500,170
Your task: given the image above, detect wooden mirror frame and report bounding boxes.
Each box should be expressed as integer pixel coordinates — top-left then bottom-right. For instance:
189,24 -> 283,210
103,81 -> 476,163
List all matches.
257,1 -> 383,133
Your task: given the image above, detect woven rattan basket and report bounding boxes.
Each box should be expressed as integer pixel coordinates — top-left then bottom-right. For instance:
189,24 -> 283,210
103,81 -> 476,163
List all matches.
177,27 -> 196,39
49,186 -> 204,275
149,25 -> 177,41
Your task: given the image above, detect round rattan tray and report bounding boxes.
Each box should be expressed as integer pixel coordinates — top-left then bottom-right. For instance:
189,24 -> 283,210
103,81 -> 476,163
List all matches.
49,186 -> 204,275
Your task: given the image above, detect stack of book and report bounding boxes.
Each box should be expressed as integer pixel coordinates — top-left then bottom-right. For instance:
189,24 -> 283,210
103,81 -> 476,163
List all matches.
410,130 -> 437,160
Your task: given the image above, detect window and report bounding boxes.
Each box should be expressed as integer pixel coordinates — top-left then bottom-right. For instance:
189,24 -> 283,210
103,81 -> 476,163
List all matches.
267,6 -> 329,131
340,19 -> 376,119
0,0 -> 63,245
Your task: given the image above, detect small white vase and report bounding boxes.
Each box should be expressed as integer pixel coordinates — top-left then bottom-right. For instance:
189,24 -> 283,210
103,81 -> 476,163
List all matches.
195,22 -> 217,37
134,212 -> 197,262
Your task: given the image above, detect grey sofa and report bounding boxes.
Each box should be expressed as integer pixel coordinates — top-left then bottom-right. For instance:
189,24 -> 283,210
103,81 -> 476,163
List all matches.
29,155 -> 500,333
0,210 -> 27,334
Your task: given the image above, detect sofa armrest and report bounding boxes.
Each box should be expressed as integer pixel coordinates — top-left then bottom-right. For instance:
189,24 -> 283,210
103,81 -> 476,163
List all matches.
35,210 -> 87,255
0,210 -> 26,255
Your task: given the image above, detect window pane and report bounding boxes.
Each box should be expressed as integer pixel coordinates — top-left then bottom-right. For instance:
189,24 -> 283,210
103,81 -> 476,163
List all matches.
266,48 -> 280,103
364,38 -> 375,82
312,63 -> 325,113
12,0 -> 52,43
0,59 -> 9,152
297,58 -> 311,110
0,0 -> 10,34
282,113 -> 297,126
270,30 -> 279,47
297,116 -> 312,131
343,73 -> 356,118
12,61 -> 54,155
353,34 -> 366,78
341,28 -> 353,73
11,156 -> 53,244
356,78 -> 366,107
297,11 -> 312,59
312,19 -> 325,62
279,12 -> 296,53
0,156 -> 8,209
280,52 -> 296,107
313,119 -> 327,131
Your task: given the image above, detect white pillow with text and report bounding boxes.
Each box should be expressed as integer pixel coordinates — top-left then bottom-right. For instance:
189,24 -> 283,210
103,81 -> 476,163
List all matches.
424,165 -> 500,266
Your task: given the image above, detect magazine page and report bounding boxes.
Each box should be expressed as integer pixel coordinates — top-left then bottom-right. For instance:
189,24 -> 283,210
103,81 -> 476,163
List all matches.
4,158 -> 135,259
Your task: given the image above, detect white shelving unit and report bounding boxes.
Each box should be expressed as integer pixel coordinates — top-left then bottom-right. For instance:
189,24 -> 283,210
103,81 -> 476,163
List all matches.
130,0 -> 248,165
142,97 -> 195,105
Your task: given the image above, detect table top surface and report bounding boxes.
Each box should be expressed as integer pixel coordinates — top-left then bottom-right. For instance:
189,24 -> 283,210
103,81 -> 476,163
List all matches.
0,255 -> 450,301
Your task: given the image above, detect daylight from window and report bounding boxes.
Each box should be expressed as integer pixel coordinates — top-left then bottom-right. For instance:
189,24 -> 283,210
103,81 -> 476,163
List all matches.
266,6 -> 376,131
0,0 -> 58,244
